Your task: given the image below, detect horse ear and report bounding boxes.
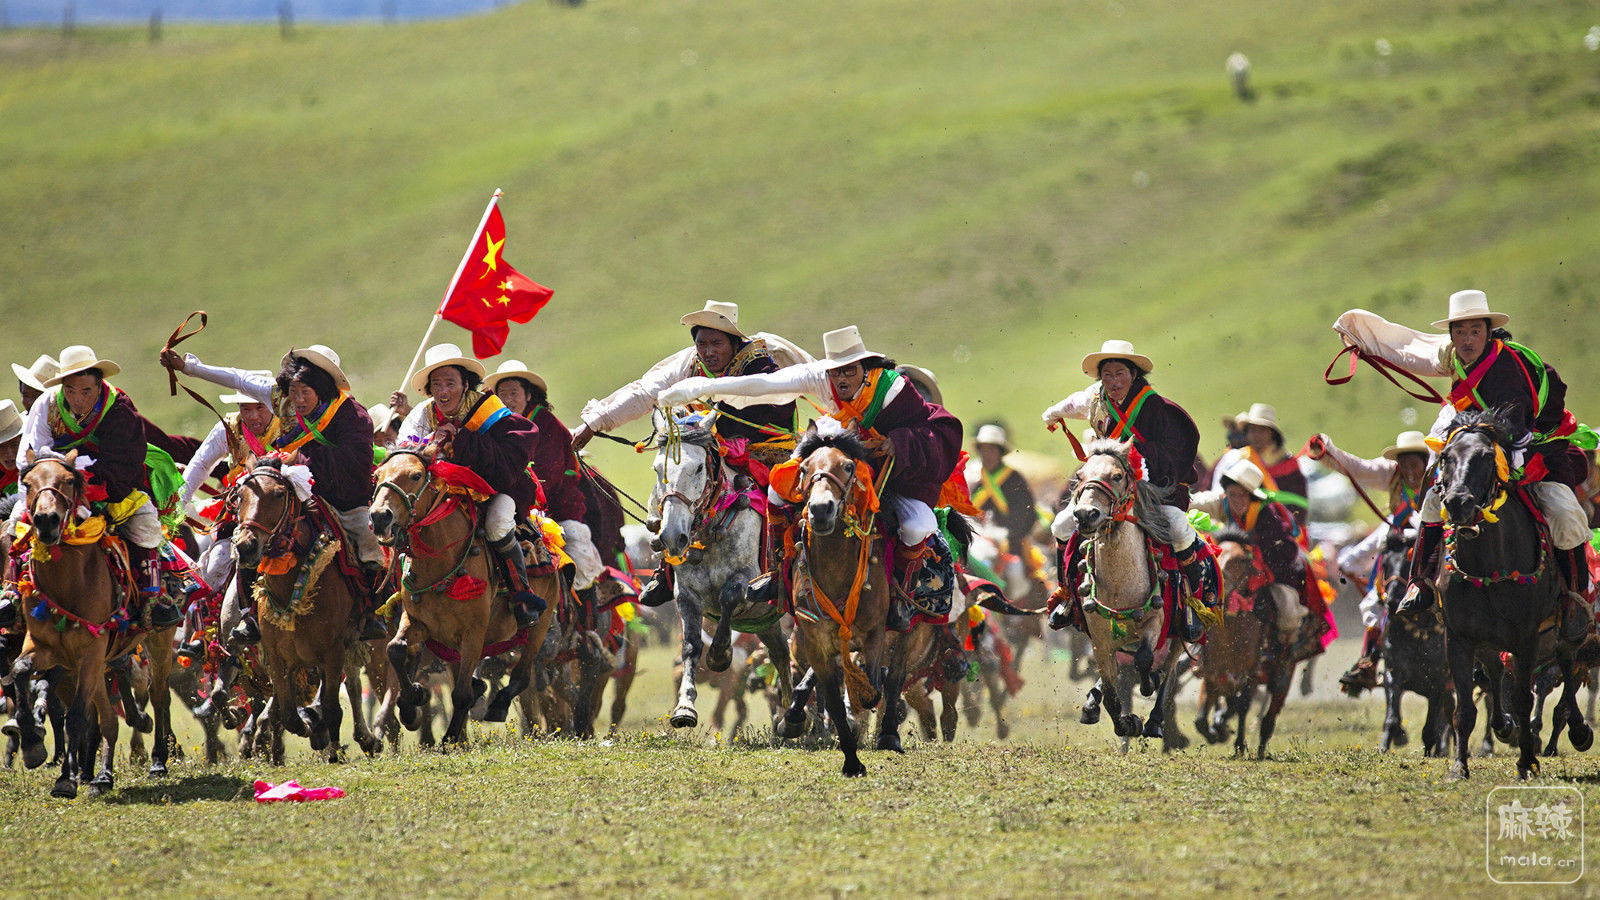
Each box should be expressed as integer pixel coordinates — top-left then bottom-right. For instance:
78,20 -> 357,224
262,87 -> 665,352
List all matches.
62,449 -> 78,467
420,443 -> 439,463
24,449 -> 36,466
242,452 -> 259,470
804,419 -> 818,436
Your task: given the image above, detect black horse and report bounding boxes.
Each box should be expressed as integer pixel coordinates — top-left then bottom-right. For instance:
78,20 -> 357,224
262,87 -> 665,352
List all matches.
1433,409 -> 1591,779
1376,528 -> 1452,755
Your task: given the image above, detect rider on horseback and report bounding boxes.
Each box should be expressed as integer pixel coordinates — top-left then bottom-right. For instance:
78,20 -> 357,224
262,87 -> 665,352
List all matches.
160,344 -> 386,643
1306,430 -> 1428,692
1212,403 -> 1310,535
659,325 -> 965,633
3,346 -> 183,630
396,344 -> 546,629
1190,458 -> 1311,659
1040,340 -> 1215,639
573,301 -> 812,607
1337,291 -> 1596,652
484,360 -> 607,618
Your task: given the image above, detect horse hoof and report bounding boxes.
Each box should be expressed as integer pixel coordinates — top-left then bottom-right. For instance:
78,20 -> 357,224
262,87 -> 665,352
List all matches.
148,762 -> 167,778
358,737 -> 382,758
670,707 -> 698,729
1142,717 -> 1163,740
1518,761 -> 1540,780
996,720 -> 1010,741
126,711 -> 153,734
1079,705 -> 1101,726
51,778 -> 77,799
1112,715 -> 1138,738
842,759 -> 867,778
21,739 -> 46,771
706,648 -> 732,674
482,703 -> 510,724
775,715 -> 804,740
875,737 -> 905,754
1571,723 -> 1595,752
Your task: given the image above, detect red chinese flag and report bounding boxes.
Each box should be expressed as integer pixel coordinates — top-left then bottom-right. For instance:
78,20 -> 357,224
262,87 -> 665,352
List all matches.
438,204 -> 554,358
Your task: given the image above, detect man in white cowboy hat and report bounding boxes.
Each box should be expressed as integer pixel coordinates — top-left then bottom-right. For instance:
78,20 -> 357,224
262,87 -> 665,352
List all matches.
368,402 -> 402,451
3,346 -> 183,630
393,343 -> 547,628
660,324 -> 966,631
0,400 -> 24,501
1189,458 -> 1311,651
1306,429 -> 1429,692
160,342 -> 384,643
1040,339 -> 1213,639
485,359 -> 607,609
1332,290 -> 1594,647
12,354 -> 59,416
1210,402 -> 1310,533
575,300 -> 813,606
967,423 -> 1037,564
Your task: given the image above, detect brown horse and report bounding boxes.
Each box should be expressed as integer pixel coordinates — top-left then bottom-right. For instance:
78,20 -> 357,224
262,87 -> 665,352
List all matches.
774,427 -> 890,777
370,448 -> 560,746
232,455 -> 369,763
900,612 -> 975,743
9,451 -> 176,797
1193,530 -> 1267,755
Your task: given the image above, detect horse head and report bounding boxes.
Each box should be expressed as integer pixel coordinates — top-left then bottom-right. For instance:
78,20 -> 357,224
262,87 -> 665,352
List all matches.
21,450 -> 83,546
370,445 -> 437,545
1070,439 -> 1139,535
1435,409 -> 1517,529
652,420 -> 720,563
795,422 -> 869,537
1211,527 -> 1257,602
232,454 -> 297,569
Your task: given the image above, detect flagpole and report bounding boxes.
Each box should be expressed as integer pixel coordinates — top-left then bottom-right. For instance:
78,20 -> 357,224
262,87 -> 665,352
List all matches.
398,188 -> 504,394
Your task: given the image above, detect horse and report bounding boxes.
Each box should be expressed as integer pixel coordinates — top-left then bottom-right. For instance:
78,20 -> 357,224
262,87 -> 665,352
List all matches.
1193,529 -> 1265,754
7,451 -> 177,797
1432,409 -> 1592,779
1066,439 -> 1188,749
903,609 -> 977,743
775,425 -> 891,776
370,446 -> 561,746
233,454 -> 371,763
650,412 -> 793,732
1374,528 -> 1453,756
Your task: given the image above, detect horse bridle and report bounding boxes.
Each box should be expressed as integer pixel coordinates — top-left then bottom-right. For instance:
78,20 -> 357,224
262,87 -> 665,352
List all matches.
1437,424 -> 1510,531
1073,450 -> 1138,521
658,442 -> 727,540
234,465 -> 302,557
372,448 -> 447,552
23,457 -> 82,533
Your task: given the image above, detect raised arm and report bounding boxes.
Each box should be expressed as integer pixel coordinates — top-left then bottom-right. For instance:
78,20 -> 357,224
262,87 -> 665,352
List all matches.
173,353 -> 275,406
179,420 -> 231,513
579,348 -> 698,435
1307,433 -> 1395,491
1040,385 -> 1096,427
658,362 -> 833,410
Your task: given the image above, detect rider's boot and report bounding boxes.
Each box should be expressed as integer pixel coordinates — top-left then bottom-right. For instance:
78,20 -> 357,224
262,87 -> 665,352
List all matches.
230,566 -> 261,645
1554,545 -> 1600,663
1047,540 -> 1084,631
132,545 -> 182,630
1393,521 -> 1444,619
1173,545 -> 1213,642
491,534 -> 546,630
887,538 -> 930,633
637,564 -> 674,607
0,551 -> 23,628
1339,625 -> 1383,694
747,510 -> 792,604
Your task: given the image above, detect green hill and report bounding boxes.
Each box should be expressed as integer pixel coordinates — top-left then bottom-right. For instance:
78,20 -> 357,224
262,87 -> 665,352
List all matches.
3,0 -> 1599,500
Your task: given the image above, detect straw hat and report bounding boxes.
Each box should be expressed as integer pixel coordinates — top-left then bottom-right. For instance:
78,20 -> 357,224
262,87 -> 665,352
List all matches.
1382,430 -> 1431,461
896,364 -> 942,406
679,301 -> 748,340
821,325 -> 883,369
367,403 -> 397,434
11,354 -> 59,393
1236,402 -> 1282,438
483,359 -> 548,395
1219,458 -> 1269,499
283,345 -> 352,392
0,400 -> 22,444
410,343 -> 486,393
45,345 -> 121,386
975,423 -> 1010,450
1431,289 -> 1510,331
1080,339 -> 1153,377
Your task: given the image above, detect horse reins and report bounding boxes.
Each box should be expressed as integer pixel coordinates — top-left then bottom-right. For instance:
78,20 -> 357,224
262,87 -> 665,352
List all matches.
1073,450 -> 1139,523
374,449 -> 479,593
234,466 -> 302,560
22,458 -> 83,530
658,441 -> 730,566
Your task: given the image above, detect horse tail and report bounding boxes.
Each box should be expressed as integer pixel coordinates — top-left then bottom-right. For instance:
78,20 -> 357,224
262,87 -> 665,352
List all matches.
941,511 -> 976,566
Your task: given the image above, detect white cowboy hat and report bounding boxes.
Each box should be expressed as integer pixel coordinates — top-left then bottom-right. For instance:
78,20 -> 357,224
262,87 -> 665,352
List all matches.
1236,402 -> 1282,437
0,400 -> 22,444
1431,289 -> 1510,330
482,359 -> 548,395
975,423 -> 1010,449
410,343 -> 486,393
896,364 -> 943,406
821,325 -> 884,369
1080,339 -> 1153,378
1219,457 -> 1269,499
219,370 -> 272,406
1382,430 -> 1431,461
366,403 -> 397,433
45,345 -> 121,386
679,300 -> 748,340
283,345 -> 352,393
11,354 -> 59,393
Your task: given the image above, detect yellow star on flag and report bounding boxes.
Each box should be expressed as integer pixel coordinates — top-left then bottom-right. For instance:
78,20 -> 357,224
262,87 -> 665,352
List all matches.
480,235 -> 504,277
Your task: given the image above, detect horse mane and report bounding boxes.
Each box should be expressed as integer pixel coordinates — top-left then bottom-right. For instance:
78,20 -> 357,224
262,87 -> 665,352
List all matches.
1447,406 -> 1526,451
944,512 -> 975,566
20,448 -> 80,481
1212,524 -> 1253,547
796,427 -> 869,464
671,424 -> 720,451
1079,439 -> 1179,545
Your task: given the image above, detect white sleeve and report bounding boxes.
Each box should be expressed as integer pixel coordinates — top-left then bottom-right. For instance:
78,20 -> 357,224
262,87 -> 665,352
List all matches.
1042,386 -> 1096,425
579,348 -> 697,433
180,353 -> 275,406
17,391 -> 54,471
1188,487 -> 1226,519
1331,309 -> 1451,378
397,403 -> 432,447
180,421 -> 232,512
1318,439 -> 1395,491
694,362 -> 836,412
1336,525 -> 1384,573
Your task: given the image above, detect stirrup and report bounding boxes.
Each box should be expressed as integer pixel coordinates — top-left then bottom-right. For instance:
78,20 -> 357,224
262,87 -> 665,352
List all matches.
748,570 -> 784,603
1393,582 -> 1432,618
148,598 -> 183,630
230,615 -> 260,645
886,597 -> 914,633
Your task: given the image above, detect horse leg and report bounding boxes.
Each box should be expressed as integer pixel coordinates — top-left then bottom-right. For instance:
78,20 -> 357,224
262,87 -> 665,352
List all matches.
778,667 -> 816,740
486,647 -> 535,726
1231,686 -> 1253,758
386,631 -> 427,733
671,595 -> 705,728
1080,678 -> 1104,725
704,582 -> 742,674
53,683 -> 85,799
1509,651 -> 1541,779
343,655 -> 381,758
144,635 -> 174,776
1381,676 -> 1403,753
1446,639 -> 1478,779
1151,648 -> 1184,747
757,625 -> 795,736
941,680 -> 960,742
444,640 -> 487,748
1257,661 -> 1294,760
8,654 -> 48,770
1560,665 -> 1594,752
873,657 -> 907,753
820,666 -> 864,777
88,678 -> 117,796
905,681 -> 936,741
985,665 -> 1008,740
572,641 -> 610,740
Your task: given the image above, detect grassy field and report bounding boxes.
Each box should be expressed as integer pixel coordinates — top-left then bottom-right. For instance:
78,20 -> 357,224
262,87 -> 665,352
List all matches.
4,1 -> 1600,502
2,634 -> 1597,896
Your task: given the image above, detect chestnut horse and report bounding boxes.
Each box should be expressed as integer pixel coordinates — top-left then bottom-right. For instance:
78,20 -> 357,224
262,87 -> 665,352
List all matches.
232,455 -> 371,763
9,451 -> 176,797
774,427 -> 890,777
370,448 -> 559,746
1194,530 -> 1267,755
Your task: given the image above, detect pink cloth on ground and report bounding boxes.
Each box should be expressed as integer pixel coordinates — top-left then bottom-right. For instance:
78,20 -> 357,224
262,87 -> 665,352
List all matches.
253,779 -> 346,802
